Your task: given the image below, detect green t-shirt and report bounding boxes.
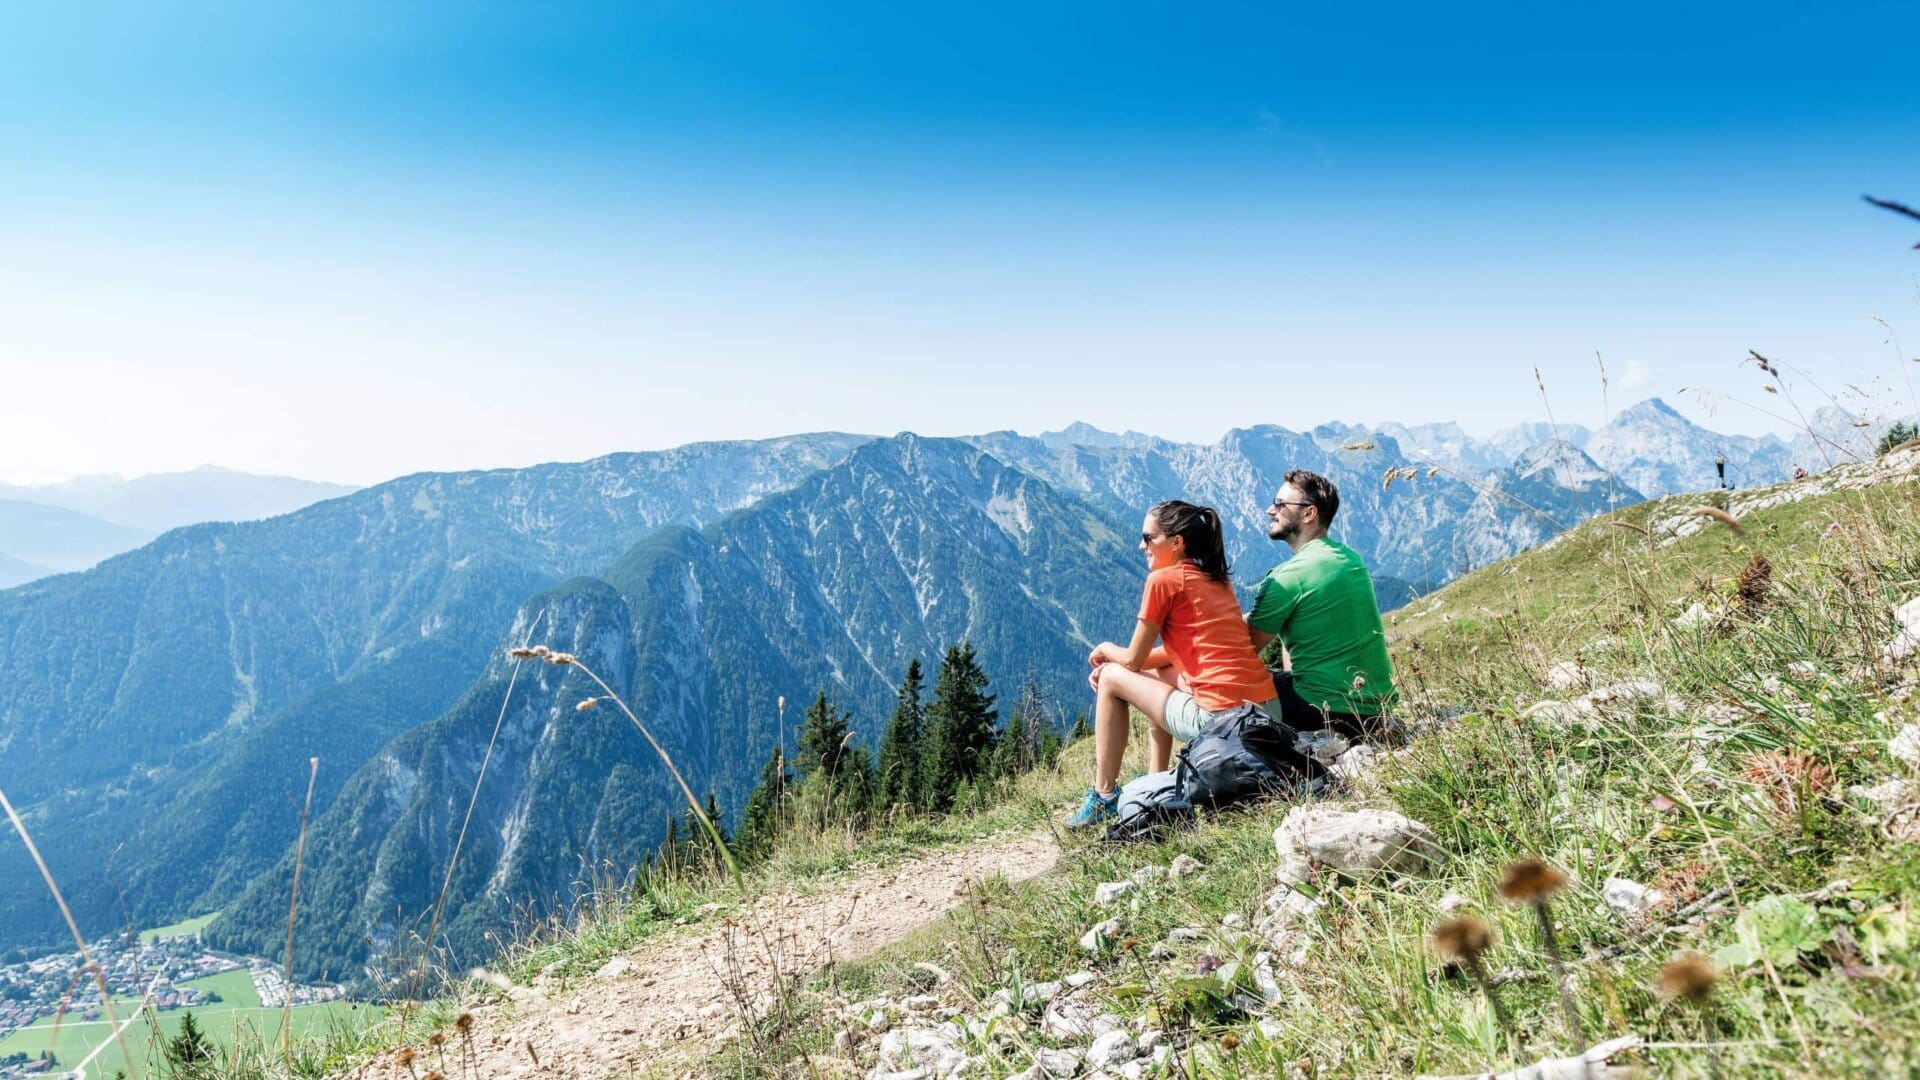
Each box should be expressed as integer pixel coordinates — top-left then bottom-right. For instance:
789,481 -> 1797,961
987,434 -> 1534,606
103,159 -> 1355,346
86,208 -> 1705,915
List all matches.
1247,537 -> 1396,714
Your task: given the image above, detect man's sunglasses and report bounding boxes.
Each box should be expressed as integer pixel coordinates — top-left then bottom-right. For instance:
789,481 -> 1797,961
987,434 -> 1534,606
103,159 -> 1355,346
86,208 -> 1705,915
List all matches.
1271,499 -> 1314,511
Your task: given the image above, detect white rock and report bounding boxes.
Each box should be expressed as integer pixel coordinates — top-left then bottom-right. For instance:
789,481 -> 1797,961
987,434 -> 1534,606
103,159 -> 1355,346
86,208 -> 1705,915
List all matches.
1026,979 -> 1062,1003
1091,1013 -> 1129,1037
1094,881 -> 1134,905
1063,971 -> 1097,989
1119,1063 -> 1146,1080
1080,919 -> 1123,952
1787,660 -> 1819,678
1006,1068 -> 1044,1080
1891,724 -> 1920,767
1601,877 -> 1667,916
1332,744 -> 1383,782
1032,1048 -> 1082,1077
1673,603 -> 1715,630
1897,597 -> 1920,632
834,1029 -> 855,1052
1169,854 -> 1203,878
1088,1030 -> 1138,1067
868,1010 -> 892,1034
1255,1017 -> 1286,1039
596,956 -> 634,979
877,1027 -> 966,1074
1166,926 -> 1205,942
1272,806 -> 1444,885
1220,913 -> 1245,929
1042,997 -> 1103,1040
1855,778 -> 1919,813
1130,865 -> 1169,885
1296,729 -> 1350,765
1251,951 -> 1282,1001
904,994 -> 941,1012
1437,891 -> 1471,914
1136,1030 -> 1163,1052
1543,660 -> 1589,691
874,1070 -> 931,1080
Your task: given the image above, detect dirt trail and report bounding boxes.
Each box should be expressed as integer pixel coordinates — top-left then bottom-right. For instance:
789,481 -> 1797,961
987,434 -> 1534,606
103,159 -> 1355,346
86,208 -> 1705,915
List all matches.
351,832 -> 1058,1080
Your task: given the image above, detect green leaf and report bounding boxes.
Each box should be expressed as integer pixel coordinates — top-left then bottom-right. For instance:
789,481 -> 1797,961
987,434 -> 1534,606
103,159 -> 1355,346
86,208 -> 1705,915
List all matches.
1725,894 -> 1826,968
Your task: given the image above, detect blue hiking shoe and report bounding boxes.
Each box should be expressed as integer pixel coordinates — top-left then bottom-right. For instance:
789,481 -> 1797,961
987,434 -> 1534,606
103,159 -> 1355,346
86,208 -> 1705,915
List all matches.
1065,787 -> 1120,829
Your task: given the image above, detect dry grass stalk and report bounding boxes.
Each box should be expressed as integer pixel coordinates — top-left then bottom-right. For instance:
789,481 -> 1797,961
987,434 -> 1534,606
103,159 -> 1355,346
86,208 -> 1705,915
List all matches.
1689,506 -> 1744,533
281,756 -> 320,1063
0,788 -> 139,1078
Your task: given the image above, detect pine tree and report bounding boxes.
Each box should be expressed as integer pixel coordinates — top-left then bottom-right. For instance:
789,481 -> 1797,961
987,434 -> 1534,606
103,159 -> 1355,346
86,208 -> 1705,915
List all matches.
796,691 -> 854,778
993,710 -> 1029,778
1069,712 -> 1091,743
1878,420 -> 1919,455
734,743 -> 791,862
876,659 -> 926,808
922,642 -> 998,810
168,1010 -> 210,1069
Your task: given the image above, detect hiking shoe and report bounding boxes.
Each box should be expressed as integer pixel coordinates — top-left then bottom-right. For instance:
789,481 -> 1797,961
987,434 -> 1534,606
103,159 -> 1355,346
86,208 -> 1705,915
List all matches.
1065,787 -> 1119,829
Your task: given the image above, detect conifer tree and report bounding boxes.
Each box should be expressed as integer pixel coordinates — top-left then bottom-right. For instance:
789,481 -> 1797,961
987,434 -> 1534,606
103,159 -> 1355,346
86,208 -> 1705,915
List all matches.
796,691 -> 854,778
922,641 -> 998,810
168,1010 -> 210,1069
993,710 -> 1029,779
876,659 -> 926,808
734,743 -> 791,861
1069,711 -> 1091,743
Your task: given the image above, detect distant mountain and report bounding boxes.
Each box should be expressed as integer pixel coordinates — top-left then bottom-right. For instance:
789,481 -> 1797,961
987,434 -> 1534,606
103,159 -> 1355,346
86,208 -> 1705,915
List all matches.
1488,420 -> 1589,465
1035,422 -> 1158,451
1456,440 -> 1644,570
0,466 -> 357,533
0,549 -> 50,589
1583,398 -> 1791,496
0,498 -> 154,583
206,435 -> 1140,979
0,435 -> 870,957
1787,405 -> 1920,471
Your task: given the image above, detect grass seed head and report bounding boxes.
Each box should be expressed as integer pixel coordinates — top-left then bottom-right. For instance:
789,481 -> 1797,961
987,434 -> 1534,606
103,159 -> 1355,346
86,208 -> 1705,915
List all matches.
395,1047 -> 415,1066
1431,916 -> 1494,961
1498,858 -> 1569,904
545,651 -> 576,666
575,697 -> 599,712
427,1032 -> 446,1047
1656,952 -> 1719,1003
1688,506 -> 1744,533
454,1011 -> 475,1034
507,646 -> 538,659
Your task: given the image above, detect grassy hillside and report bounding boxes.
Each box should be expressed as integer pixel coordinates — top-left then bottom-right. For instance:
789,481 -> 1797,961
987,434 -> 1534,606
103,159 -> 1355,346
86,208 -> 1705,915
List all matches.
239,447 -> 1920,1078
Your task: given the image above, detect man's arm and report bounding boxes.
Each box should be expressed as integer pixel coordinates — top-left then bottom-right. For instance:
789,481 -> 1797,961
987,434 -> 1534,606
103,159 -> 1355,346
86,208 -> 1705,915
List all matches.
1246,614 -> 1275,651
1246,571 -> 1297,652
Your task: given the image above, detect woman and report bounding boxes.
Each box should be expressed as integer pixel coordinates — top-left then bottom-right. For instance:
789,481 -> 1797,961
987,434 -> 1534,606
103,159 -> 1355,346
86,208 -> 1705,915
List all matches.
1066,499 -> 1281,828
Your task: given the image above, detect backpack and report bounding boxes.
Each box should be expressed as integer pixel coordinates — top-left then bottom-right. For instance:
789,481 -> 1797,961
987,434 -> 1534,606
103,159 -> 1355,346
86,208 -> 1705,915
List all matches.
1176,702 -> 1329,809
1102,703 -> 1328,842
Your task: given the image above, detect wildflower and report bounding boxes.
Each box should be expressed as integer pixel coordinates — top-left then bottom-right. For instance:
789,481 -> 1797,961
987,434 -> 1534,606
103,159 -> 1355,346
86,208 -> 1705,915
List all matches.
427,1032 -> 445,1048
454,1012 -> 475,1034
1656,953 -> 1719,1003
1497,858 -> 1568,904
395,1047 -> 416,1066
1220,1034 -> 1241,1050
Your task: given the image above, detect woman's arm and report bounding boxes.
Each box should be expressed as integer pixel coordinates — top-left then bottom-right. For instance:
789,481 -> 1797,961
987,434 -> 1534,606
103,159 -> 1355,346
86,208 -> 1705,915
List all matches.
1092,619 -> 1161,671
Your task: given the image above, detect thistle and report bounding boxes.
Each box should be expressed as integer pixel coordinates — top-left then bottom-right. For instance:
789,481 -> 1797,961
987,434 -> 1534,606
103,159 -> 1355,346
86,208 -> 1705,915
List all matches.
1431,916 -> 1514,1041
1499,858 -> 1585,1053
1657,953 -> 1721,1078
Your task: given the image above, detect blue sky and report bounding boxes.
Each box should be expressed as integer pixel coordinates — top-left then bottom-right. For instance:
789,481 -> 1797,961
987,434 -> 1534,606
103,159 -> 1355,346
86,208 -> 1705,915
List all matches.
2,1 -> 1917,483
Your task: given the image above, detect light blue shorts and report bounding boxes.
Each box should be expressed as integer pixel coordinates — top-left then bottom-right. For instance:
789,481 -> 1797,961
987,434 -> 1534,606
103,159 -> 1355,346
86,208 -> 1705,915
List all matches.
1163,691 -> 1282,742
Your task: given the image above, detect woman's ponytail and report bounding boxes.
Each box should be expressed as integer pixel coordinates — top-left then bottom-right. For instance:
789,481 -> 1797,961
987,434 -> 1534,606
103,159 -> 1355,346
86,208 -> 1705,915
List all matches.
1149,500 -> 1232,583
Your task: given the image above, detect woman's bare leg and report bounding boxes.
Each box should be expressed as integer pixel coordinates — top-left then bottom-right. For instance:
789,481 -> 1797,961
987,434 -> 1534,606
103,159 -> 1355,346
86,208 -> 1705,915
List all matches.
1092,664 -> 1178,793
1143,666 -> 1181,773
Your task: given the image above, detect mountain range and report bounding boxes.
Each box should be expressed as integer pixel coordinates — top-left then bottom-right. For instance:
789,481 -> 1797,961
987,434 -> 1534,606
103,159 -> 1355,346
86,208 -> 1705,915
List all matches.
0,399 -> 1893,980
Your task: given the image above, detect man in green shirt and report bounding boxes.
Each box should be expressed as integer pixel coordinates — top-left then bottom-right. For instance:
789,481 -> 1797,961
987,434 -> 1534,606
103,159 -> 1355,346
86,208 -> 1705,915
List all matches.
1245,469 -> 1397,739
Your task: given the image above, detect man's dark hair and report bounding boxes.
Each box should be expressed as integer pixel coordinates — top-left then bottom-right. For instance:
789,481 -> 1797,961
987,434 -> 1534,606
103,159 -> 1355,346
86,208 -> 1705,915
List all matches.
1284,469 -> 1339,526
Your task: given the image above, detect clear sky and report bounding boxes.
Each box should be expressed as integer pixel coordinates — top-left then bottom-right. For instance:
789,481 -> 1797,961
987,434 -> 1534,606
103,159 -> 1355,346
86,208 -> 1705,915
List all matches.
2,1 -> 1917,484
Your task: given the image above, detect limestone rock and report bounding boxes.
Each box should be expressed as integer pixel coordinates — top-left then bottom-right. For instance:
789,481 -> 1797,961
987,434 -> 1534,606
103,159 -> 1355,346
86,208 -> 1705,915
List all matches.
1130,864 -> 1169,885
1891,724 -> 1920,768
1088,1030 -> 1138,1068
1032,1048 -> 1082,1077
1601,877 -> 1667,916
1079,919 -> 1123,952
1273,806 -> 1443,885
1543,660 -> 1589,691
1094,881 -> 1133,905
1169,854 -> 1204,878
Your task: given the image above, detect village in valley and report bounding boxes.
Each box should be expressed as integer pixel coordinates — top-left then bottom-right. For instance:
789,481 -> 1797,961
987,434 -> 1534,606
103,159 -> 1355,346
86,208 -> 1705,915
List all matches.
0,925 -> 345,1079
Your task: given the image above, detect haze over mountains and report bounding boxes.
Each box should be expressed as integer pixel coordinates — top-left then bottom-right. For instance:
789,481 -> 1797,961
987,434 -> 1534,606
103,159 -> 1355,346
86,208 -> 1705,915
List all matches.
0,399 -> 1901,982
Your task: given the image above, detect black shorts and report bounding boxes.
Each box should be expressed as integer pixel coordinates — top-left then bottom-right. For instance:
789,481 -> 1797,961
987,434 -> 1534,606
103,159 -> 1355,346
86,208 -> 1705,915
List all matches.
1269,669 -> 1394,743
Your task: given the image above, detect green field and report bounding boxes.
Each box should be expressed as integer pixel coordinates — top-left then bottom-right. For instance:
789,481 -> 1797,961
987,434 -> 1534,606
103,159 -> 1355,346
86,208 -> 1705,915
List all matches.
137,912 -> 221,944
0,959 -> 383,1077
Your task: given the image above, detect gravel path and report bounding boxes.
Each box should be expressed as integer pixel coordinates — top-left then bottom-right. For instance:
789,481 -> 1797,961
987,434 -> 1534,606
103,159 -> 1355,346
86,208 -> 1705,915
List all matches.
347,832 -> 1058,1080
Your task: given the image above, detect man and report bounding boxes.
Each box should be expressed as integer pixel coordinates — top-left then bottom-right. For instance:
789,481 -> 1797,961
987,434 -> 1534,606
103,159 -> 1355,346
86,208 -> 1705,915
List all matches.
1246,469 -> 1397,739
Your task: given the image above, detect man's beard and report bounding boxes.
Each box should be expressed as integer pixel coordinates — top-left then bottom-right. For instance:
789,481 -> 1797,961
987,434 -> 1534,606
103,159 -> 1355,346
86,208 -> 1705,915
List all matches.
1268,519 -> 1299,544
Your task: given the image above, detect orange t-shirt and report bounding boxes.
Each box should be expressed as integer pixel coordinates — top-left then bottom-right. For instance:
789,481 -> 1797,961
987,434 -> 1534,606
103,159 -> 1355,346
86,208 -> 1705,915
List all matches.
1138,562 -> 1276,712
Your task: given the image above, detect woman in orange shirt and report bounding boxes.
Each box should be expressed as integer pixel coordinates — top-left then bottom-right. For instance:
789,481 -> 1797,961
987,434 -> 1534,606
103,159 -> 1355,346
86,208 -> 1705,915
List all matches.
1066,500 -> 1280,828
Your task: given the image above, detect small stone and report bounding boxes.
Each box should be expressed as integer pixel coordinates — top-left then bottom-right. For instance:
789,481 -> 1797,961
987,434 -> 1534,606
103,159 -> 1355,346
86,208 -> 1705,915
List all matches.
1080,919 -> 1123,952
1090,1013 -> 1128,1038
1166,926 -> 1205,942
904,995 -> 941,1012
1088,1029 -> 1138,1067
868,1011 -> 892,1034
1601,877 -> 1667,916
1094,881 -> 1134,905
833,1029 -> 854,1052
1331,744 -> 1382,782
1220,913 -> 1245,929
1273,806 -> 1443,885
1169,854 -> 1203,878
596,956 -> 634,979
1032,1048 -> 1082,1077
1136,1030 -> 1163,1052
1891,724 -> 1920,767
1856,778 -> 1918,813
1063,971 -> 1097,989
1255,1018 -> 1286,1039
1025,980 -> 1062,1003
1437,891 -> 1471,914
1544,659 -> 1589,691
1130,864 -> 1169,885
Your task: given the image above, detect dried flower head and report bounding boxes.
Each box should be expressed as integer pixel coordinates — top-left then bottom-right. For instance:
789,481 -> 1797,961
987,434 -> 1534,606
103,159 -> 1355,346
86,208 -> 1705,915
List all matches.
575,697 -> 599,713
531,645 -> 552,658
395,1047 -> 416,1066
454,1012 -> 475,1034
1498,858 -> 1569,904
423,1072 -> 445,1080
507,646 -> 538,660
427,1032 -> 446,1047
544,651 -> 576,666
1341,441 -> 1377,452
1738,749 -> 1835,816
1431,916 -> 1494,961
1220,1034 -> 1242,1050
1121,937 -> 1142,952
1656,952 -> 1719,1003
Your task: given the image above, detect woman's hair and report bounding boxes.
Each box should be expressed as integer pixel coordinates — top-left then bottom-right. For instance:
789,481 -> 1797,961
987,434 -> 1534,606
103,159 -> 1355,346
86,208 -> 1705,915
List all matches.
1149,499 -> 1231,583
